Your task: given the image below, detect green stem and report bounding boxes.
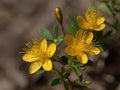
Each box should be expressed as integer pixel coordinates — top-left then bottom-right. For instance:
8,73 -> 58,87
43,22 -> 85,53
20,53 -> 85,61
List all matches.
60,23 -> 66,36
74,66 -> 81,80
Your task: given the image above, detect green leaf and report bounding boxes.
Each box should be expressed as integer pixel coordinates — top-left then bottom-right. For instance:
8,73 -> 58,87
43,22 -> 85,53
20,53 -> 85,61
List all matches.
61,56 -> 69,64
61,67 -> 65,74
63,73 -> 70,79
63,81 -> 69,90
79,74 -> 83,82
39,28 -> 53,40
51,78 -> 61,86
99,4 -> 112,15
74,60 -> 79,65
67,24 -> 76,36
53,25 -> 59,39
77,65 -> 85,71
86,60 -> 93,66
103,30 -> 116,39
68,14 -> 80,30
37,69 -> 44,75
56,35 -> 64,45
83,80 -> 92,86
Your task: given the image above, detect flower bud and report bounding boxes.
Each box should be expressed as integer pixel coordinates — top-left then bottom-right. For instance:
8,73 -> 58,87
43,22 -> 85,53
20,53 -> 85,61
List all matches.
54,7 -> 63,24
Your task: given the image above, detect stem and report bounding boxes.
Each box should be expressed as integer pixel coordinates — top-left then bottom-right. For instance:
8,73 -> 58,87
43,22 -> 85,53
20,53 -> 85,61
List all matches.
60,23 -> 66,36
52,68 -> 71,90
74,66 -> 81,80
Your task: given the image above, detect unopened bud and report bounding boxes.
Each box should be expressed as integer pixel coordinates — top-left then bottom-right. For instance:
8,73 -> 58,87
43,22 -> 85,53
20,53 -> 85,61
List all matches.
54,7 -> 63,24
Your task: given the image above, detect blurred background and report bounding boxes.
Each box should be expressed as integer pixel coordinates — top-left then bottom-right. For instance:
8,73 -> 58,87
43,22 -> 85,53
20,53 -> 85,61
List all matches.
0,0 -> 120,90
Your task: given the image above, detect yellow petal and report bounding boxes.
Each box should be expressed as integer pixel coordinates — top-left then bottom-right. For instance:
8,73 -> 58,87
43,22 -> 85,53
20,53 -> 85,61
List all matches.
64,35 -> 76,45
96,17 -> 105,25
77,52 -> 88,64
29,60 -> 42,74
42,59 -> 52,71
85,46 -> 100,55
39,38 -> 47,53
22,53 -> 39,62
45,43 -> 56,58
77,16 -> 88,29
76,29 -> 85,42
65,46 -> 77,56
85,32 -> 93,44
85,10 -> 96,22
94,24 -> 105,31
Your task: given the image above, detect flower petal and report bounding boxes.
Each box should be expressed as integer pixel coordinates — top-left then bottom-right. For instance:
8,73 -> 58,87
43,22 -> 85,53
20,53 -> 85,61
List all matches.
76,29 -> 87,42
96,17 -> 105,25
77,52 -> 88,64
42,59 -> 52,71
39,38 -> 47,53
65,45 -> 77,56
77,16 -> 88,29
45,43 -> 56,58
29,60 -> 42,74
64,35 -> 76,45
85,32 -> 93,44
22,53 -> 39,62
85,10 -> 96,23
94,24 -> 105,31
85,46 -> 100,55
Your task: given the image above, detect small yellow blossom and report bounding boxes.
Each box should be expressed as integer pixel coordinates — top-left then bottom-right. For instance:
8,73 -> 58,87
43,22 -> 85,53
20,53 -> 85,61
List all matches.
22,38 -> 56,74
77,10 -> 105,31
65,30 -> 100,64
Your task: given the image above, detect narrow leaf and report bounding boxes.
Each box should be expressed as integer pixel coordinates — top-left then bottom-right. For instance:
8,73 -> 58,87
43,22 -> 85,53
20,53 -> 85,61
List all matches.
83,80 -> 92,86
63,81 -> 69,90
67,24 -> 76,36
51,78 -> 61,86
53,25 -> 59,39
61,56 -> 69,64
69,14 -> 80,29
39,28 -> 53,40
77,65 -> 85,71
56,35 -> 64,45
104,30 -> 116,39
64,73 -> 70,79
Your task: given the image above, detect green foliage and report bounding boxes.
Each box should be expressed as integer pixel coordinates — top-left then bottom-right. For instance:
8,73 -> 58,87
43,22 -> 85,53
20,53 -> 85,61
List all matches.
51,78 -> 61,86
103,30 -> 116,39
82,80 -> 92,86
55,35 -> 64,45
77,65 -> 86,71
39,28 -> 53,41
61,56 -> 69,65
68,14 -> 80,30
37,69 -> 44,75
63,81 -> 69,90
52,25 -> 59,39
86,60 -> 94,66
99,3 -> 113,15
67,24 -> 76,36
63,72 -> 70,79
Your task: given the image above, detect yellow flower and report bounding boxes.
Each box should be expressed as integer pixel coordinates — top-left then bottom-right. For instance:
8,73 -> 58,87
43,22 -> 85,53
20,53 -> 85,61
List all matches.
22,38 -> 56,74
65,30 -> 100,64
77,10 -> 105,31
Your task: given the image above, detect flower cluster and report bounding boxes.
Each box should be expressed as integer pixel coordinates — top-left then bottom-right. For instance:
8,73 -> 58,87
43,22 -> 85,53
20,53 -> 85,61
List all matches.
21,9 -> 105,74
64,9 -> 105,64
